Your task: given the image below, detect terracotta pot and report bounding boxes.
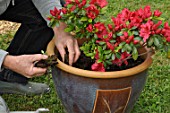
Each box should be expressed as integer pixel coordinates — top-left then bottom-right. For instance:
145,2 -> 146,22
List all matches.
46,39 -> 153,113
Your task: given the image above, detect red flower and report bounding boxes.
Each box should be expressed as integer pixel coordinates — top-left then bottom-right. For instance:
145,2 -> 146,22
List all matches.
86,24 -> 93,32
155,29 -> 162,34
57,15 -> 62,19
137,5 -> 152,19
90,0 -> 108,8
78,0 -> 86,8
70,5 -> 77,11
106,42 -> 114,51
133,40 -> 139,45
161,22 -> 170,42
111,17 -> 123,31
94,22 -> 108,38
91,62 -> 105,72
154,10 -> 162,17
164,22 -> 170,29
61,8 -> 67,14
94,49 -> 99,59
75,0 -> 80,4
46,17 -> 52,21
65,0 -> 74,6
120,32 -> 134,43
112,52 -> 130,66
139,20 -> 153,42
129,16 -> 143,28
50,7 -> 61,17
85,4 -> 99,19
119,8 -> 131,21
107,24 -> 113,30
152,21 -> 162,31
166,37 -> 170,42
129,35 -> 134,41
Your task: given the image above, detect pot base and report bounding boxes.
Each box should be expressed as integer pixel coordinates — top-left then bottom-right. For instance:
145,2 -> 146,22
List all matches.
52,66 -> 148,113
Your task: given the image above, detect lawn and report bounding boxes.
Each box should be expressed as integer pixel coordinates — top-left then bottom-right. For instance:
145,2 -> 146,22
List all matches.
0,0 -> 170,113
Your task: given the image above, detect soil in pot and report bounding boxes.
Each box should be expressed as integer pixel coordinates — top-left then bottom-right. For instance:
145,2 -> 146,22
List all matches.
58,50 -> 144,71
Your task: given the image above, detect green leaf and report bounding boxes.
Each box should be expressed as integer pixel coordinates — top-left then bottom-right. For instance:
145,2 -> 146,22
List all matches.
117,32 -> 123,36
154,17 -> 165,21
111,54 -> 115,60
92,44 -> 96,50
110,40 -> 116,43
98,46 -> 103,53
125,44 -> 132,52
105,53 -> 112,59
132,47 -> 138,60
97,59 -> 103,63
80,46 -> 85,51
81,17 -> 88,21
69,15 -> 74,20
119,42 -> 126,47
104,50 -> 112,54
133,31 -> 139,35
115,46 -> 122,52
121,46 -> 126,52
41,50 -> 45,54
88,19 -> 92,23
131,26 -> 137,30
116,52 -> 121,59
103,45 -> 107,50
153,37 -> 160,47
67,19 -> 72,24
86,53 -> 94,57
148,38 -> 154,46
81,10 -> 86,15
67,4 -> 73,9
134,37 -> 142,41
64,26 -> 74,32
103,62 -> 107,67
49,18 -> 58,28
99,41 -> 106,45
126,21 -> 130,26
105,60 -> 113,65
85,45 -> 90,51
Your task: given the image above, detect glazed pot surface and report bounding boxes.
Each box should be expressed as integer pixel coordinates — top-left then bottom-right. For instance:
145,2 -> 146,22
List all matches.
52,64 -> 149,113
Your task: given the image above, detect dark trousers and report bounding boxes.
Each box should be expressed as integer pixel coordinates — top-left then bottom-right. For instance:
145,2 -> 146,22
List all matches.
0,0 -> 54,83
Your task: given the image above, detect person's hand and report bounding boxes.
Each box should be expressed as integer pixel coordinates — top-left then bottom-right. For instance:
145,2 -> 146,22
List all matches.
53,22 -> 81,65
3,54 -> 48,78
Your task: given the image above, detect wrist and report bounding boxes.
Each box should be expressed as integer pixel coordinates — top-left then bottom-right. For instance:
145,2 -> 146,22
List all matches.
53,22 -> 67,35
3,55 -> 16,70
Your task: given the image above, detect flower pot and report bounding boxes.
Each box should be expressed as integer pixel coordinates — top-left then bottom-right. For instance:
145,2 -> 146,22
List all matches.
46,40 -> 153,113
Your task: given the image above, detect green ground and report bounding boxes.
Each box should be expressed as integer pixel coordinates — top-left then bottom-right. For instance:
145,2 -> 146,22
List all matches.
0,0 -> 170,113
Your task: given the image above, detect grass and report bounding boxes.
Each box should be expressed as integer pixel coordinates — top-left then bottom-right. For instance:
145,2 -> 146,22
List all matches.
0,0 -> 170,113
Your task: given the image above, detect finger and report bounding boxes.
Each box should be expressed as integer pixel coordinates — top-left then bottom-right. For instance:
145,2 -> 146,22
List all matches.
32,67 -> 47,76
74,40 -> 81,62
32,54 -> 48,62
24,75 -> 32,78
56,43 -> 66,62
67,39 -> 75,65
34,73 -> 46,77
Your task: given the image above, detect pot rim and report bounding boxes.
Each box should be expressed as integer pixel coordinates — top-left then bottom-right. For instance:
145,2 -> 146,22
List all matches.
47,39 -> 153,79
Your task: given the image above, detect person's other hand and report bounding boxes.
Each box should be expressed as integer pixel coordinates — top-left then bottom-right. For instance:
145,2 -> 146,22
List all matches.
3,54 -> 48,78
53,22 -> 81,65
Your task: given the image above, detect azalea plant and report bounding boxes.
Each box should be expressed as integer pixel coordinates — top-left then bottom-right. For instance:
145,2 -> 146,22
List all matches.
48,0 -> 170,72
